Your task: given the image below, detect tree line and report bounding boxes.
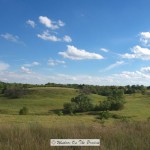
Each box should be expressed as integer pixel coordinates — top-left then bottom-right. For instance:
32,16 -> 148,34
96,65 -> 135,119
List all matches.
0,81 -> 148,99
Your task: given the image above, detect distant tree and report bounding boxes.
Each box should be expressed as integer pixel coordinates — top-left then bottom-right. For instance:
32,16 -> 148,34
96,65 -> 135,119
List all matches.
98,90 -> 125,111
4,86 -> 27,99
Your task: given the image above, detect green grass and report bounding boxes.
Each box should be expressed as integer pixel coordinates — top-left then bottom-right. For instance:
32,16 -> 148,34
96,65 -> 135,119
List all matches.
0,87 -> 150,125
0,87 -> 78,115
0,87 -> 150,150
111,93 -> 150,121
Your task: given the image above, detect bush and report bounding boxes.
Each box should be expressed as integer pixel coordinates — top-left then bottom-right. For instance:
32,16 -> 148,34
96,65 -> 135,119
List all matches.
63,102 -> 78,114
56,110 -> 63,116
98,111 -> 110,120
63,94 -> 94,114
97,90 -> 125,111
19,107 -> 29,115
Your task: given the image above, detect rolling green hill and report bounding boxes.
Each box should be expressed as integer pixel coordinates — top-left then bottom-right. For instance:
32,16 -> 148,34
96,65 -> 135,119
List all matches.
0,87 -> 150,125
0,87 -> 150,150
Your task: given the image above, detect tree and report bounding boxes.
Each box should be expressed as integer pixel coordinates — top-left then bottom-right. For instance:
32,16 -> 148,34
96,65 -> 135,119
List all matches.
63,102 -> 78,114
63,94 -> 94,114
3,86 -> 27,99
98,90 -> 125,111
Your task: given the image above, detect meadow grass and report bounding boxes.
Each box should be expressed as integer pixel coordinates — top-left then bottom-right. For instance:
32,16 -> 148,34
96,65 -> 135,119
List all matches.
0,87 -> 150,125
0,87 -> 150,149
0,121 -> 150,150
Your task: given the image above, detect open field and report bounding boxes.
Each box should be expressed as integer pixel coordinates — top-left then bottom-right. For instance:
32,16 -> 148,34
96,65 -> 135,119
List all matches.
0,121 -> 150,150
0,87 -> 150,125
0,87 -> 150,150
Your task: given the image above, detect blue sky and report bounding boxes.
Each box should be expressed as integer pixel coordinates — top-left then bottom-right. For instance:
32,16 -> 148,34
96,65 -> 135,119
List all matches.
1,0 -> 150,85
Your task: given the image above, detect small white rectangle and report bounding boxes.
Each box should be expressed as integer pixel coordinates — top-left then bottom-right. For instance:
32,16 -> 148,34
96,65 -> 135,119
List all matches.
50,139 -> 100,146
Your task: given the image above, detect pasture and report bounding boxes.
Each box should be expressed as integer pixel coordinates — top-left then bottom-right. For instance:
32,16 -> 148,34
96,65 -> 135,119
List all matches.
0,87 -> 150,150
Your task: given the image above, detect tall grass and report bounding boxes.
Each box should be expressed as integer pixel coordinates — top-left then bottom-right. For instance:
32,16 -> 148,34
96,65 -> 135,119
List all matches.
0,121 -> 150,150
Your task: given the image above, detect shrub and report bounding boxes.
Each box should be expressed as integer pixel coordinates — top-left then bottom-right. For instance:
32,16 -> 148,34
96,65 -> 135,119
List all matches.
19,107 -> 29,115
98,111 -> 110,120
56,110 -> 63,116
63,102 -> 78,114
63,94 -> 94,114
71,94 -> 94,112
97,90 -> 125,111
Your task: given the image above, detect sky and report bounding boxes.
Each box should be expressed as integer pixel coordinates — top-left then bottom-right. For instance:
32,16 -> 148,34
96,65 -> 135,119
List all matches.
1,0 -> 150,85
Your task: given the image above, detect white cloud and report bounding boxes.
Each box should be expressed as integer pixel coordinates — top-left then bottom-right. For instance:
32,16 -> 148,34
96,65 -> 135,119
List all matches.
63,35 -> 72,42
1,33 -> 19,42
26,19 -> 36,28
48,59 -> 65,66
58,20 -> 65,27
113,70 -> 150,85
23,61 -> 40,67
140,66 -> 150,73
1,66 -> 150,85
121,45 -> 150,60
37,31 -> 72,43
21,67 -> 32,74
39,16 -> 59,30
139,32 -> 150,46
100,48 -> 109,52
104,61 -> 125,71
0,71 -> 45,84
59,45 -> 104,60
37,30 -> 61,42
0,62 -> 9,71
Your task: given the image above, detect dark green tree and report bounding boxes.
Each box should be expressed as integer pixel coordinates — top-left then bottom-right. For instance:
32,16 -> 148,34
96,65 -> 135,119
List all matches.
63,94 -> 94,114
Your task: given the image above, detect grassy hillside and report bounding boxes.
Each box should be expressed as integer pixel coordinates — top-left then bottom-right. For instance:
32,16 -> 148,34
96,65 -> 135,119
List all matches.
0,87 -> 150,150
0,87 -> 105,115
0,87 -> 150,125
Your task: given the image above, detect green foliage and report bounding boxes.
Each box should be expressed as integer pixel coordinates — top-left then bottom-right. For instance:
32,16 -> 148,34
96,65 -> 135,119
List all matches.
63,94 -> 94,114
57,110 -> 63,116
63,102 -> 78,114
97,90 -> 125,111
3,87 -> 27,99
19,107 -> 29,115
98,111 -> 110,120
1,83 -> 28,99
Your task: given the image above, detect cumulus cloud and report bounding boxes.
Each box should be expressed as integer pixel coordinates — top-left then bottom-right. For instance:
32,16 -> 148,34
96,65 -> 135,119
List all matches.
39,16 -> 66,30
59,45 -> 104,60
63,35 -> 72,42
104,61 -> 125,71
37,31 -> 72,42
48,59 -> 65,66
37,30 -> 61,42
0,62 -> 10,71
121,45 -> 150,60
21,66 -> 32,74
139,32 -> 150,46
39,16 -> 59,29
100,48 -> 109,52
26,19 -> 36,28
1,33 -> 19,42
140,66 -> 150,73
23,61 -> 40,67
